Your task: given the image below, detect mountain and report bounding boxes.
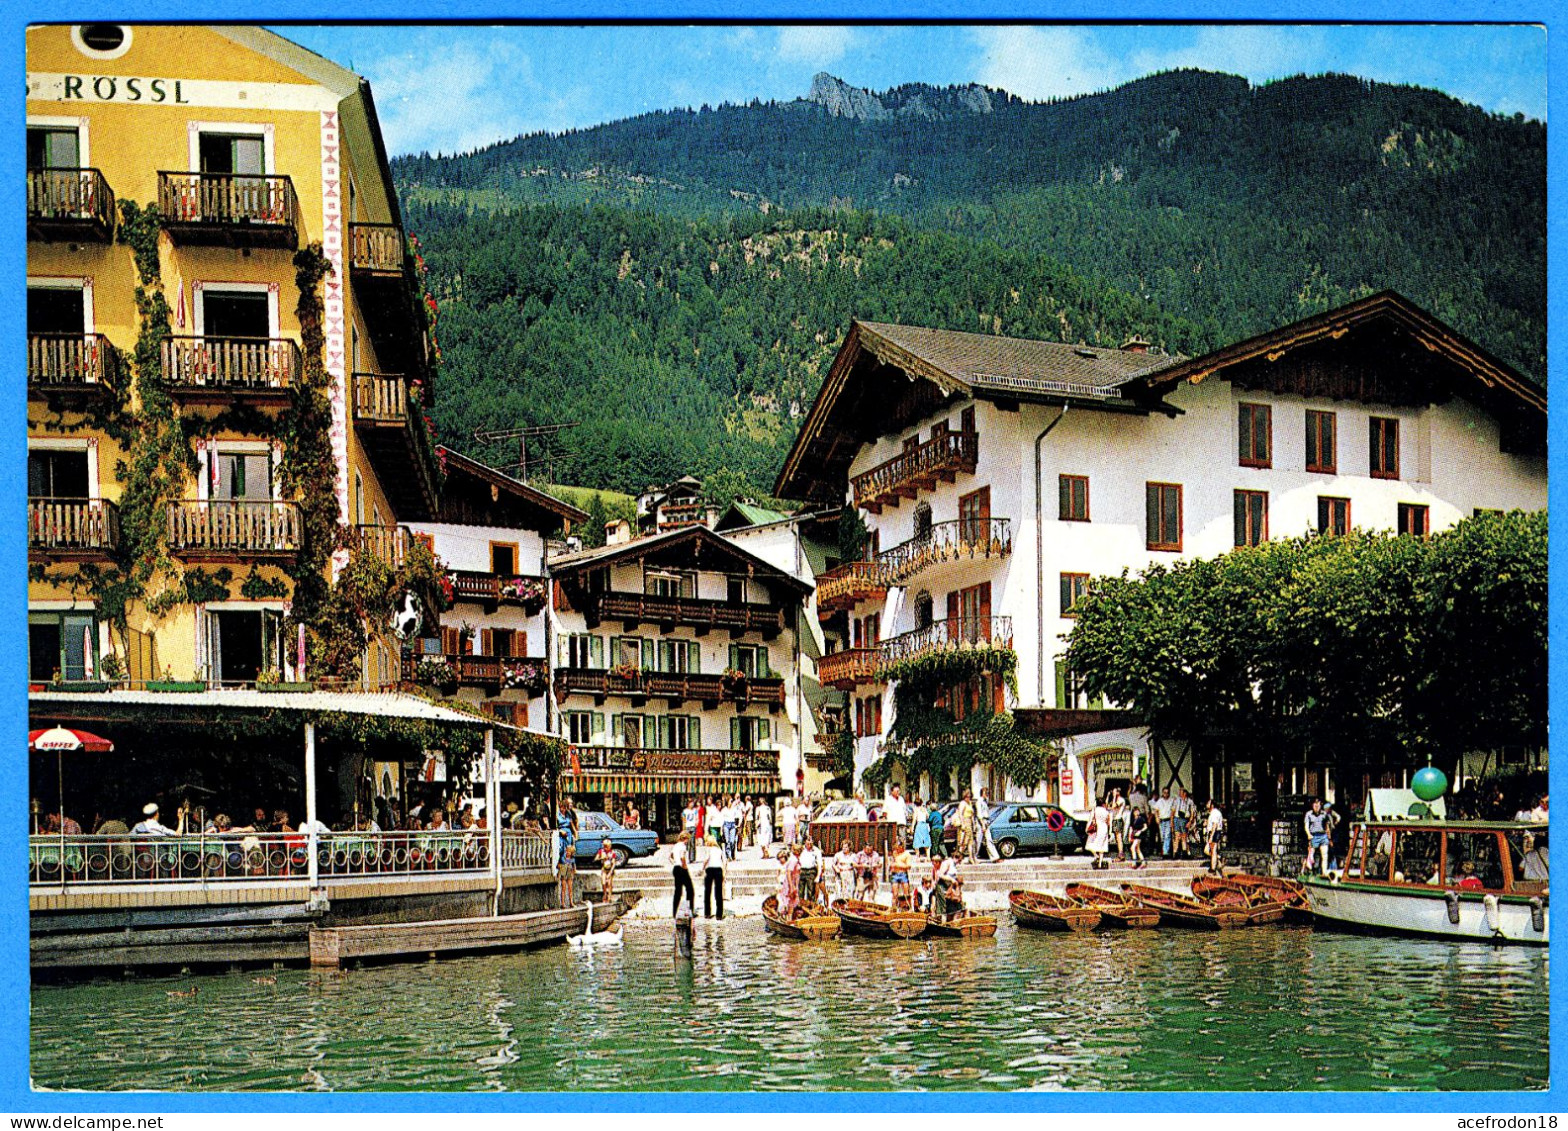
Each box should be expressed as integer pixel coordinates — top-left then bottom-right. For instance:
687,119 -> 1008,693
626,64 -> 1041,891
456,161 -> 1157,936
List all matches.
393,69 -> 1545,498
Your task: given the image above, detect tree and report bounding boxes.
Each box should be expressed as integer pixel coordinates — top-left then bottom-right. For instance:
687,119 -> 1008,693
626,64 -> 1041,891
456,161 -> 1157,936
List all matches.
581,493 -> 610,549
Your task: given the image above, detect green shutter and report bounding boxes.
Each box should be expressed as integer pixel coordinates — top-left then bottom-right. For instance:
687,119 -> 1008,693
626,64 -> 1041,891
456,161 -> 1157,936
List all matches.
589,635 -> 604,668
730,717 -> 741,750
610,714 -> 623,742
590,711 -> 604,740
642,638 -> 655,669
758,718 -> 772,743
687,716 -> 701,749
728,644 -> 740,672
1055,662 -> 1069,709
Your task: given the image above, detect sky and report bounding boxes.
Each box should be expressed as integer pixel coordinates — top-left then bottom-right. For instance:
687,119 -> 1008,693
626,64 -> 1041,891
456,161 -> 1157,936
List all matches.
272,23 -> 1546,157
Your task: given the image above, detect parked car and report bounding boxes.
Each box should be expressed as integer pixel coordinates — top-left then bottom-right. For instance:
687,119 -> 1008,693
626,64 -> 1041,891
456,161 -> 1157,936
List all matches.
811,799 -> 884,823
941,802 -> 1084,857
572,811 -> 660,866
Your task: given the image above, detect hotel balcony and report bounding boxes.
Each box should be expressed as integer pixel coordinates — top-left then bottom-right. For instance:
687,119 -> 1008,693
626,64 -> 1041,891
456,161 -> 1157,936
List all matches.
818,646 -> 882,690
157,172 -> 299,248
166,500 -> 302,561
448,570 -> 548,614
568,746 -> 779,775
348,223 -> 431,387
851,428 -> 977,514
351,372 -> 441,521
27,334 -> 121,401
816,560 -> 887,618
351,523 -> 413,568
161,336 -> 299,405
879,616 -> 1014,669
580,591 -> 786,639
878,517 -> 1012,586
27,168 -> 115,242
556,668 -> 785,710
28,498 -> 120,560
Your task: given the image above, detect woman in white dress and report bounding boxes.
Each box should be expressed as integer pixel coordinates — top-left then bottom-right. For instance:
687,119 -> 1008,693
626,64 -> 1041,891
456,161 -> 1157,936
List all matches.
1087,794 -> 1112,869
756,799 -> 773,849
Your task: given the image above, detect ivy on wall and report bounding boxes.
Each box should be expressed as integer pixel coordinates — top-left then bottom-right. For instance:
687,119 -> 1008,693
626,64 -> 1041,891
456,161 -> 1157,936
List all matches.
876,642 -> 1018,695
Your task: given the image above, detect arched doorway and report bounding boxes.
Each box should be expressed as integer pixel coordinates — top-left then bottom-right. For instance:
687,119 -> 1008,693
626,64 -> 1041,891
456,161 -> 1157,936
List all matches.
1080,746 -> 1135,806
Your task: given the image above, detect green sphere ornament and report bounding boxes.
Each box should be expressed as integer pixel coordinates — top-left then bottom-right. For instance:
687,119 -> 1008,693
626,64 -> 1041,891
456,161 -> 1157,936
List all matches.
1412,765 -> 1448,802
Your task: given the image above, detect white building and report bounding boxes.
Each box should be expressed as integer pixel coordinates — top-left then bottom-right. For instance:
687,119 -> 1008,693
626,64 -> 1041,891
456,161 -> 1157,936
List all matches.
407,448 -> 586,734
547,524 -> 811,835
777,291 -> 1546,814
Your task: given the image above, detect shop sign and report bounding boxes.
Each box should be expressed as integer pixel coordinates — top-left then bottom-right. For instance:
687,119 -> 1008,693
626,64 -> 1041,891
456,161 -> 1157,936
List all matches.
1232,762 -> 1254,791
1060,763 -> 1074,795
1091,749 -> 1134,777
644,751 -> 723,773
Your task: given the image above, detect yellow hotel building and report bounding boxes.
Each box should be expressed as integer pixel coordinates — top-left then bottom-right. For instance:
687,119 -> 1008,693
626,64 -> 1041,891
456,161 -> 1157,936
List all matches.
26,24 -> 440,690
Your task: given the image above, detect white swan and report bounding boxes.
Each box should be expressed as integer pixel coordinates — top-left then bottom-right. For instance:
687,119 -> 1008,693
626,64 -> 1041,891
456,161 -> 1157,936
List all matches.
567,901 -> 623,948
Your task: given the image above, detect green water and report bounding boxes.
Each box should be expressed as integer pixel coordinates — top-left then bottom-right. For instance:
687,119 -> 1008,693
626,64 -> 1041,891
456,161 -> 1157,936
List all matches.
30,920 -> 1547,1091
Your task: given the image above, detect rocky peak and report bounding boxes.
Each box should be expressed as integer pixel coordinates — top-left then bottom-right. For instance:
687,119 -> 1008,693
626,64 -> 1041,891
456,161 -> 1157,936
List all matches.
807,72 -> 995,121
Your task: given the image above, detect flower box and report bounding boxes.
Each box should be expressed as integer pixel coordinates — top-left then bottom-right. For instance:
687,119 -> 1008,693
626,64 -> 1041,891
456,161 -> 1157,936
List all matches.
147,680 -> 207,692
256,681 -> 316,693
52,680 -> 112,693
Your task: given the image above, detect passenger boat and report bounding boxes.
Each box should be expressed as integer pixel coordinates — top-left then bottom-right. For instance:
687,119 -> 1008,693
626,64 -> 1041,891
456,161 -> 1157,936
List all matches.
1299,818 -> 1548,946
762,895 -> 841,940
1195,873 -> 1312,923
1120,883 -> 1250,929
1189,876 -> 1287,924
1008,889 -> 1102,932
1063,882 -> 1162,928
925,912 -> 999,938
830,897 -> 927,939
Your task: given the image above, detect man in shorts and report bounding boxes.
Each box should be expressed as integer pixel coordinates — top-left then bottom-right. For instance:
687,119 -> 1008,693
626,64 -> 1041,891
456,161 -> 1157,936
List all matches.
1302,797 -> 1332,877
1173,788 -> 1195,858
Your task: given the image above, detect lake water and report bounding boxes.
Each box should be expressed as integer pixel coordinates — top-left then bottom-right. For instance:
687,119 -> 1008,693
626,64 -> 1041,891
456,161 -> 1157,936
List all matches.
30,920 -> 1547,1092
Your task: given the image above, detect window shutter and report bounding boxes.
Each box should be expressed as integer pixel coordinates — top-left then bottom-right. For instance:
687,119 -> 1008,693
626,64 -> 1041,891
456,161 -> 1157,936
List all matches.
946,591 -> 959,627
518,701 -> 529,727
590,635 -> 604,667
658,640 -> 672,672
731,717 -> 741,750
480,629 -> 493,657
993,677 -> 1005,714
610,714 -> 623,742
514,631 -> 527,658
642,638 -> 655,669
729,644 -> 740,671
978,581 -> 991,623
557,635 -> 568,666
686,641 -> 700,672
1055,663 -> 1069,709
590,712 -> 604,740
758,718 -> 772,743
442,627 -> 460,656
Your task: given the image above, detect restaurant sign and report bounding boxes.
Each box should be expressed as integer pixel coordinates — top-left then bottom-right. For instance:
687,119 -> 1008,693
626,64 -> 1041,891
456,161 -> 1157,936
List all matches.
28,73 -> 340,112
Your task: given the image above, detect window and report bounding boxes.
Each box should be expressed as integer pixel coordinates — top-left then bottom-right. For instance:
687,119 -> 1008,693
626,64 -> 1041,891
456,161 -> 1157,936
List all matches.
957,487 -> 990,542
200,288 -> 270,339
659,715 -> 699,750
960,405 -> 976,434
1059,475 -> 1089,522
1398,503 -> 1431,538
28,285 -> 85,336
72,24 -> 131,58
614,714 -> 646,748
199,132 -> 265,176
615,636 -> 649,670
645,570 -> 694,598
853,613 -> 880,648
206,608 -> 282,685
1060,573 -> 1089,616
1238,403 -> 1272,468
564,633 -> 604,669
1234,490 -> 1268,547
1146,482 -> 1183,552
27,448 -> 89,500
485,700 -> 519,726
211,450 -> 271,500
27,126 -> 80,170
950,582 -> 992,641
29,611 -> 96,682
726,576 -> 747,604
1054,661 -> 1103,710
565,711 -> 602,745
913,591 -> 934,630
912,501 -> 933,541
1306,410 -> 1337,474
855,695 -> 883,737
1317,496 -> 1351,536
657,639 -> 698,674
731,716 -> 772,750
1370,417 -> 1400,479
489,542 -> 517,576
729,643 -> 771,678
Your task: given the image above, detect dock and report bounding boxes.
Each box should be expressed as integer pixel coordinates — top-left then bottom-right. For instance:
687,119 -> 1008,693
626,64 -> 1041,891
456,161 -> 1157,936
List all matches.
308,894 -> 635,967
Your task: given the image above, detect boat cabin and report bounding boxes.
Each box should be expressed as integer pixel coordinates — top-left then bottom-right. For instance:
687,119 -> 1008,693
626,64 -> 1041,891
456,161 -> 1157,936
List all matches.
1343,820 -> 1548,896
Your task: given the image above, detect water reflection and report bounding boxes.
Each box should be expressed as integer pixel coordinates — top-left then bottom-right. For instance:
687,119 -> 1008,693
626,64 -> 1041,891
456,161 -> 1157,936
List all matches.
31,920 -> 1547,1092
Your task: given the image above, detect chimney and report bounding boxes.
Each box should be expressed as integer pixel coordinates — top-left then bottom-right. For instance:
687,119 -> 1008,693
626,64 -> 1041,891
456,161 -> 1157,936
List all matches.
604,519 -> 632,547
1121,336 -> 1151,354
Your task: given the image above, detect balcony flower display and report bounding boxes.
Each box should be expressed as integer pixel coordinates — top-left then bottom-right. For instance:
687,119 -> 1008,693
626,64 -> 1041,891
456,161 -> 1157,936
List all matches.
720,667 -> 750,697
413,657 -> 459,696
437,572 -> 456,611
503,660 -> 548,697
499,576 -> 547,612
607,661 -> 645,684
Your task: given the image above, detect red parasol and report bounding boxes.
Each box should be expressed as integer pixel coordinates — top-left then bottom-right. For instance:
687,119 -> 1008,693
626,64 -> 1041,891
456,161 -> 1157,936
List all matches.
29,727 -> 114,834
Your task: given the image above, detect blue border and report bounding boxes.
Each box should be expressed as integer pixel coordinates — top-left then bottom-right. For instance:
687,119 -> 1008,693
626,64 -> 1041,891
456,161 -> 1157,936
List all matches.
4,0 -> 1561,1113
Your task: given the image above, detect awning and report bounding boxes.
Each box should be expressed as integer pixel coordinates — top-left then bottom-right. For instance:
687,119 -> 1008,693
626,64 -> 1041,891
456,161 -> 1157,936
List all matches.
560,773 -> 781,795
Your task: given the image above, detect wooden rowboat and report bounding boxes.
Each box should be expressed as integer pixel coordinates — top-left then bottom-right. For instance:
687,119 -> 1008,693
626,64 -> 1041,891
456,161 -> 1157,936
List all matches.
1190,876 -> 1287,925
1211,872 -> 1314,923
925,912 -> 999,938
1009,889 -> 1103,932
831,897 -> 927,939
1121,882 -> 1250,929
1063,882 -> 1162,928
763,895 -> 841,940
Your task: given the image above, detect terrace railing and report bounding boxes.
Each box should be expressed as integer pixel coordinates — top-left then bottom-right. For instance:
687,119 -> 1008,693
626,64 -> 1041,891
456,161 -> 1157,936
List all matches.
584,591 -> 784,636
567,746 -> 779,774
27,168 -> 115,239
28,333 -> 121,393
348,223 -> 407,274
557,667 -> 784,706
500,829 -> 554,871
157,172 -> 299,245
161,336 -> 300,392
166,500 -> 302,558
817,646 -> 882,688
28,498 -> 121,555
816,560 -> 887,616
352,523 -> 411,568
878,517 -> 1012,585
851,429 -> 977,513
878,616 -> 1014,668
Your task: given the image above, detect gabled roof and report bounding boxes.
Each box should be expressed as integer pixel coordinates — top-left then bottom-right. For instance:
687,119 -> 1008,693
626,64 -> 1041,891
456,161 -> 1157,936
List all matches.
436,447 -> 589,525
548,524 -> 811,596
776,320 -> 1179,501
713,501 -> 792,532
1119,290 -> 1546,414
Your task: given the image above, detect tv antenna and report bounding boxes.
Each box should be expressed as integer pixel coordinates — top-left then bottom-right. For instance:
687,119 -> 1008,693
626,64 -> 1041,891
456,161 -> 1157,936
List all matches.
472,422 -> 578,483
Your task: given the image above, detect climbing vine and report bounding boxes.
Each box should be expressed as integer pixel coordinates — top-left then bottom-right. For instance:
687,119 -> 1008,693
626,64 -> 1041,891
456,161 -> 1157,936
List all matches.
876,642 -> 1018,695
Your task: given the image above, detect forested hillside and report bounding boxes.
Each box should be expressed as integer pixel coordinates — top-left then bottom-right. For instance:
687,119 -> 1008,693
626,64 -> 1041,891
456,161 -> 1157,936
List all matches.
396,69 -> 1545,498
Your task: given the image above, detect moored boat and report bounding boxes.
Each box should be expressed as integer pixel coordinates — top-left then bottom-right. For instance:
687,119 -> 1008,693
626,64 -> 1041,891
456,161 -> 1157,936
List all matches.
1300,818 -> 1548,946
762,895 -> 841,940
1063,882 -> 1162,928
1009,889 -> 1102,932
1190,876 -> 1288,924
1212,872 -> 1314,923
831,897 -> 927,939
925,912 -> 999,938
1121,882 -> 1250,929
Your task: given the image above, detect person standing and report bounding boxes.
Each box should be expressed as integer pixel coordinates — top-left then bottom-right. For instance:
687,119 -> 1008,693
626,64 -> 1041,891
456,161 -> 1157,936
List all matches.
911,794 -> 932,860
740,796 -> 754,851
703,796 -> 721,848
884,785 -> 907,831
556,798 -> 578,908
1153,787 -> 1174,858
783,844 -> 803,917
1109,789 -> 1128,861
702,832 -> 727,919
832,842 -> 856,899
955,791 -> 976,863
596,839 -> 618,901
682,798 -> 699,843
1086,794 -> 1111,869
671,832 -> 696,918
798,837 -> 822,908
1204,799 -> 1226,873
1173,789 -> 1195,858
722,796 -> 739,860
978,788 -> 1000,862
927,802 -> 946,860
795,797 -> 812,846
780,799 -> 796,848
1128,805 -> 1149,869
1302,797 -> 1332,877
756,797 -> 773,850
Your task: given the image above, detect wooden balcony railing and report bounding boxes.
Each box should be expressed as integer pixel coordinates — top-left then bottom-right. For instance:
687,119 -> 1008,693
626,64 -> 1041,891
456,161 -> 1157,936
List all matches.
161,336 -> 299,395
851,429 -> 978,513
878,517 -> 1012,585
657,501 -> 708,529
879,616 -> 1013,668
584,591 -> 785,637
449,654 -> 503,687
816,560 -> 887,617
157,172 -> 299,246
448,570 -> 547,611
818,646 -> 882,689
352,524 -> 411,568
28,498 -> 120,556
349,224 -> 407,274
556,668 -> 785,707
166,500 -> 302,558
352,371 -> 411,424
27,168 -> 115,240
28,334 -> 120,395
566,746 -> 779,775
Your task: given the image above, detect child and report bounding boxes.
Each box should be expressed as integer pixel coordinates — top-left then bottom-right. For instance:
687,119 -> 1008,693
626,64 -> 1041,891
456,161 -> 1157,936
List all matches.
595,839 -> 617,900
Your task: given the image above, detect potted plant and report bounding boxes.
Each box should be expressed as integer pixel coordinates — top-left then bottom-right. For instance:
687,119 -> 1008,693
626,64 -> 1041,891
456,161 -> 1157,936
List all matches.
721,666 -> 750,699
52,659 -> 113,693
503,660 -> 549,697
607,661 -> 644,685
255,667 -> 315,693
413,657 -> 459,696
147,665 -> 207,693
